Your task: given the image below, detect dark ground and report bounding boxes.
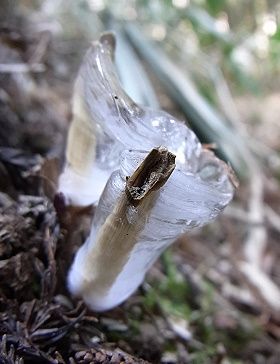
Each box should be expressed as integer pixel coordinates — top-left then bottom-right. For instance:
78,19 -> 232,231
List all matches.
0,6 -> 280,364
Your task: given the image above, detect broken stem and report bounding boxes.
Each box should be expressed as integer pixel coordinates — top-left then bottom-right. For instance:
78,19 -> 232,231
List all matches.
68,147 -> 175,311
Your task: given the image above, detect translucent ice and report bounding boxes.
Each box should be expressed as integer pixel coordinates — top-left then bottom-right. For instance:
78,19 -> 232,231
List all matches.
59,33 -> 212,206
79,34 -> 202,167
65,33 -> 236,311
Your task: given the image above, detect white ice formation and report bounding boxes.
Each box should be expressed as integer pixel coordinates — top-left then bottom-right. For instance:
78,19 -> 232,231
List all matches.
62,33 -> 236,311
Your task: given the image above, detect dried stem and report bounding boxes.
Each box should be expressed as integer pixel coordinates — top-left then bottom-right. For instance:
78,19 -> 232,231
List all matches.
66,78 -> 97,176
68,147 -> 175,308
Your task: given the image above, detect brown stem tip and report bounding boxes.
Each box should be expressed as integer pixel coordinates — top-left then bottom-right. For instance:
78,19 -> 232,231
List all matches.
126,147 -> 176,206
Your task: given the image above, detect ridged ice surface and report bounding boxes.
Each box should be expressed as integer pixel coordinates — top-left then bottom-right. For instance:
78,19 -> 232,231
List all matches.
75,147 -> 234,311
67,33 -> 236,311
77,34 -> 203,174
71,30 -> 234,239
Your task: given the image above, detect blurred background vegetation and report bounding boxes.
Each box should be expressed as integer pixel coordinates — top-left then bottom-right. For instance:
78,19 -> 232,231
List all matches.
1,0 -> 280,363
14,0 -> 280,175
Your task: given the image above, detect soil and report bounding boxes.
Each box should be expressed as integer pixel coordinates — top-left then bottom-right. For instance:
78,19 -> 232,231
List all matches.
0,6 -> 280,364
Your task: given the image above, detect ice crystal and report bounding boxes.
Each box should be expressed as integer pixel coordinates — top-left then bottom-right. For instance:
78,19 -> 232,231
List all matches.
64,33 -> 236,311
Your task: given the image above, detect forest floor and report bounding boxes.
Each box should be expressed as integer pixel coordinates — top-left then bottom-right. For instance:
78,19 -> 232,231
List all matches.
0,5 -> 280,364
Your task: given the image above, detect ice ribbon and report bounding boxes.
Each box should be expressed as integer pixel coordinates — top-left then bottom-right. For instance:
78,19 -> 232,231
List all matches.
62,33 -> 236,311
59,33 -> 228,206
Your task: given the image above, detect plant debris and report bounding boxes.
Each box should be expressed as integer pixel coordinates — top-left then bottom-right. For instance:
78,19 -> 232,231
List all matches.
0,4 -> 280,364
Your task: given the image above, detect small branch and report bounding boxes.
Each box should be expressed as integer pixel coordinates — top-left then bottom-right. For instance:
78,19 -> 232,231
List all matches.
224,203 -> 280,233
239,261 -> 280,312
265,205 -> 280,234
28,31 -> 51,65
0,63 -> 45,73
223,204 -> 263,226
68,147 -> 176,311
83,147 -> 175,294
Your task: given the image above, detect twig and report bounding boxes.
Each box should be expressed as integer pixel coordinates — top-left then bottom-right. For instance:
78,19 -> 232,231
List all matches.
0,63 -> 45,73
243,169 -> 266,267
265,205 -> 280,233
239,262 -> 280,312
235,169 -> 280,313
28,31 -> 51,65
223,204 -> 263,226
68,147 -> 176,311
224,203 -> 280,234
